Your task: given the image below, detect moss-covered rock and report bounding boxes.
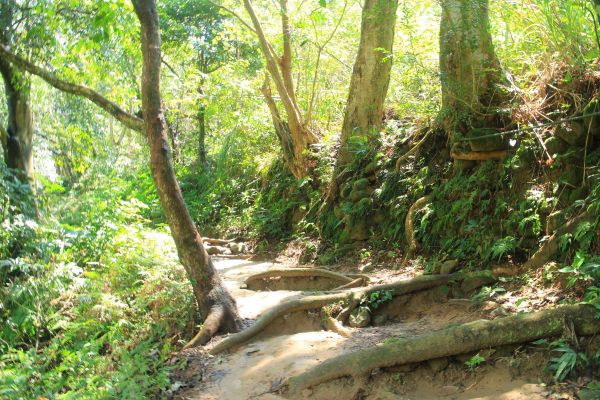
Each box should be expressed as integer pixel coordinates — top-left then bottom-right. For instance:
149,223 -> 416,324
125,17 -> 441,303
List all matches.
555,121 -> 586,146
467,128 -> 507,151
352,178 -> 370,191
349,189 -> 369,202
544,136 -> 569,157
340,183 -> 353,199
364,161 -> 379,175
583,98 -> 600,136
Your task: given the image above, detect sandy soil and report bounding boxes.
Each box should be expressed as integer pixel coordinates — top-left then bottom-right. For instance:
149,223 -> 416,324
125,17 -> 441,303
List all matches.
173,258 -> 556,400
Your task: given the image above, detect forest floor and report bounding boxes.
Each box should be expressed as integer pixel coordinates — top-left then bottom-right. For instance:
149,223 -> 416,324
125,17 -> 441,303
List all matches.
169,249 -> 589,400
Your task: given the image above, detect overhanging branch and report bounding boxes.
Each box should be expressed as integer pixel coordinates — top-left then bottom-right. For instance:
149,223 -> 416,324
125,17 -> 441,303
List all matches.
0,44 -> 143,132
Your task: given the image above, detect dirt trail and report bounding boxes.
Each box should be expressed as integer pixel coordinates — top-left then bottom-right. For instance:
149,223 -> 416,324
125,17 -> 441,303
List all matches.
176,259 -> 551,400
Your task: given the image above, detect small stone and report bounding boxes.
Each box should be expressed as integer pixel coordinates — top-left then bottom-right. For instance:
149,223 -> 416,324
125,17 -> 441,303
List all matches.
352,178 -> 370,191
555,121 -> 586,146
349,306 -> 371,328
349,189 -> 369,202
359,262 -> 374,273
228,242 -> 246,254
207,246 -> 226,255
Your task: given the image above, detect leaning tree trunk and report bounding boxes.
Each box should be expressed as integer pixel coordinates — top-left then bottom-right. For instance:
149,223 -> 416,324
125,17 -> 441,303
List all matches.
325,0 -> 397,203
133,0 -> 240,346
439,0 -> 504,139
0,59 -> 33,179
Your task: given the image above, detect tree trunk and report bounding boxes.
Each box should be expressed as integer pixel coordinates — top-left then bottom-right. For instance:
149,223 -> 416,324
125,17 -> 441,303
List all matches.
0,58 -> 33,179
133,0 -> 240,345
198,100 -> 207,165
335,0 -> 398,168
261,77 -> 296,168
324,0 -> 397,205
439,0 -> 503,139
244,0 -> 317,178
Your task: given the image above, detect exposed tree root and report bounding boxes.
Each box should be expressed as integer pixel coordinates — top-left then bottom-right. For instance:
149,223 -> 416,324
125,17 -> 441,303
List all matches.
321,310 -> 353,338
401,195 -> 431,266
202,237 -> 236,246
450,150 -> 507,160
210,272 -> 494,354
331,277 -> 365,291
213,254 -> 253,260
522,211 -> 594,272
394,127 -> 434,170
182,305 -> 226,350
183,277 -> 242,350
284,304 -> 600,395
244,268 -> 357,287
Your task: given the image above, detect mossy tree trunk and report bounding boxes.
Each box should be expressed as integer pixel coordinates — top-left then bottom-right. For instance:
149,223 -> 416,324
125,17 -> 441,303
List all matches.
326,0 -> 397,203
0,61 -> 33,178
0,4 -> 33,180
335,0 -> 398,168
439,0 -> 504,142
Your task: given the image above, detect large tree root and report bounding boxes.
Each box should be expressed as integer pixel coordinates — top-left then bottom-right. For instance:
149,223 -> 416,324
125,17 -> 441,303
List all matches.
202,237 -> 236,246
450,150 -> 508,160
244,268 -> 364,287
183,279 -> 242,350
284,304 -> 600,395
210,272 -> 494,354
522,211 -> 594,272
401,195 -> 431,266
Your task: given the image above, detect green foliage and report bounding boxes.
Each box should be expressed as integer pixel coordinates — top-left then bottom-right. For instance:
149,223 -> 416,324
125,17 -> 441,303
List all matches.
0,164 -> 37,259
361,290 -> 393,311
0,171 -> 194,399
548,340 -> 589,381
465,353 -> 486,370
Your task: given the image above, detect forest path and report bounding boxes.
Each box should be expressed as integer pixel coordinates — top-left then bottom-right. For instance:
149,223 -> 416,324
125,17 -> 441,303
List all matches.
175,258 -> 550,400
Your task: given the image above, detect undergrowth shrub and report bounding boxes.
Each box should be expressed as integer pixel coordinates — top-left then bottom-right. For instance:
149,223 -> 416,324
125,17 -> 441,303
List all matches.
415,161 -> 551,267
0,171 -> 194,399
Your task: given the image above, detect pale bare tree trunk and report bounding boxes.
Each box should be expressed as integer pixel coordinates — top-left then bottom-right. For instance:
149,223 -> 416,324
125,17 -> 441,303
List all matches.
244,0 -> 317,178
133,0 -> 240,346
439,0 -> 503,138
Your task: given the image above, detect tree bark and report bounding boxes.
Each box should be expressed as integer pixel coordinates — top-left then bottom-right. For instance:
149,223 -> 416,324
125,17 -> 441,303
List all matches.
324,0 -> 397,206
0,59 -> 33,178
335,0 -> 398,167
198,95 -> 207,165
439,0 -> 503,138
133,0 -> 241,344
244,0 -> 317,178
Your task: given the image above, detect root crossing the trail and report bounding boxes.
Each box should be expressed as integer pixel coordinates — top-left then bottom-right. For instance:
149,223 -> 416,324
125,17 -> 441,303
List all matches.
209,271 -> 494,354
284,304 -> 600,395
